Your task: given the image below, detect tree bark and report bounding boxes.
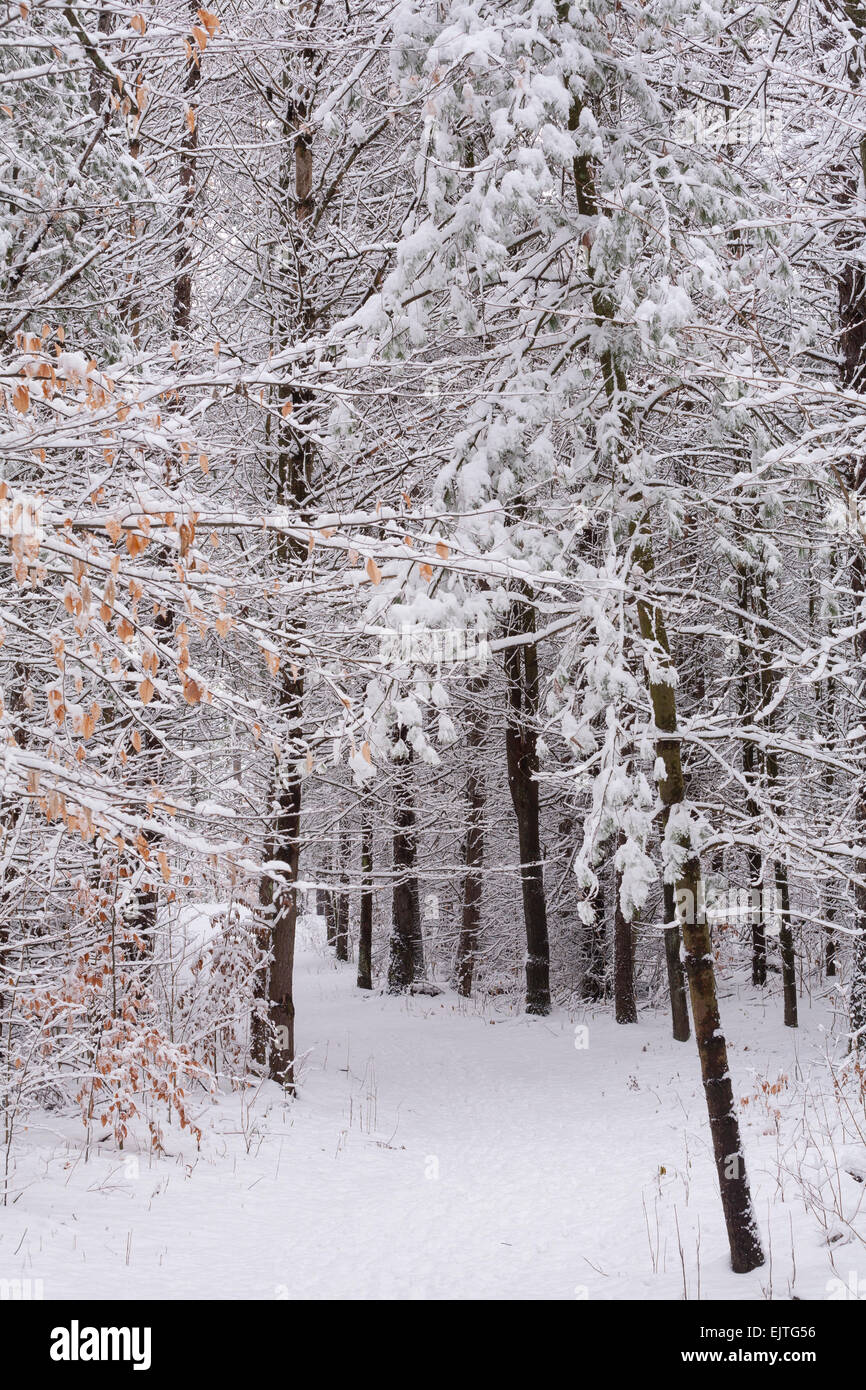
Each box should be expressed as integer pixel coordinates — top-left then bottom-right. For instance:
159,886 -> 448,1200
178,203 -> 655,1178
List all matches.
735,586 -> 767,988
614,848 -> 637,1025
637,532 -> 764,1273
172,3 -> 201,342
335,823 -> 350,962
324,886 -> 337,948
563,0 -> 762,1268
504,600 -> 551,1015
836,56 -> 866,1043
387,730 -> 423,992
257,51 -> 316,1086
676,852 -> 764,1272
258,732 -> 302,1089
357,810 -> 373,990
748,848 -> 767,989
825,905 -> 837,979
663,880 -> 690,1042
757,581 -> 798,1028
582,866 -> 608,1001
775,861 -> 798,1029
455,681 -> 485,997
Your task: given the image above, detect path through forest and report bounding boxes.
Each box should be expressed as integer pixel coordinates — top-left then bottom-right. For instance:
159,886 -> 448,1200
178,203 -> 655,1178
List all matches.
2,917 -> 849,1300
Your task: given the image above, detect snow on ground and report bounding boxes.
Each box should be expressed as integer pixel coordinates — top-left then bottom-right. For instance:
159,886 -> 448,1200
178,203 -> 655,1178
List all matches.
1,915 -> 863,1300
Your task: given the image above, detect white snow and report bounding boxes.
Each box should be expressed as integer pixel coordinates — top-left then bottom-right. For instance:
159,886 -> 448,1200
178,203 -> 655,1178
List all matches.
0,915 -> 859,1300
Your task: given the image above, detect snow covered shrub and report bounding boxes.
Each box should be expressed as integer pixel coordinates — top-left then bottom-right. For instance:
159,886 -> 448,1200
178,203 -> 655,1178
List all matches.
77,1008 -> 203,1153
28,935 -> 203,1151
774,1051 -> 866,1256
167,900 -> 269,1088
189,903 -> 269,1084
4,871 -> 205,1154
740,1072 -> 790,1137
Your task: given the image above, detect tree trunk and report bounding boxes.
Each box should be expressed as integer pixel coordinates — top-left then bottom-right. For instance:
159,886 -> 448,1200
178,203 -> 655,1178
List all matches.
257,54 -> 316,1087
455,679 -> 485,998
836,80 -> 866,1045
614,852 -> 637,1025
357,810 -> 373,990
127,15 -> 202,951
564,11 -> 762,1269
324,887 -> 337,948
636,532 -> 764,1273
758,582 -> 798,1029
582,865 -> 608,1001
335,824 -> 350,962
172,2 -> 201,343
775,860 -> 798,1028
736,571 -> 767,989
677,853 -> 765,1272
504,600 -> 551,1015
388,731 -> 423,991
825,907 -> 837,979
748,848 -> 767,988
663,881 -> 690,1042
259,731 -> 302,1089
814,565 -> 838,981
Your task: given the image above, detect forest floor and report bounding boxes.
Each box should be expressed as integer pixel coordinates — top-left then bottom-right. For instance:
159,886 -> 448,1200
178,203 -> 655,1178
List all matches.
2,915 -> 865,1301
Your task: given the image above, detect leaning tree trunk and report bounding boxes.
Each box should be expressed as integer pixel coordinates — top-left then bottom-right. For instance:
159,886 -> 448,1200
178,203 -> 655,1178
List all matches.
504,599 -> 551,1015
455,678 -> 485,997
560,0 -> 762,1269
564,51 -> 688,1035
635,532 -> 764,1273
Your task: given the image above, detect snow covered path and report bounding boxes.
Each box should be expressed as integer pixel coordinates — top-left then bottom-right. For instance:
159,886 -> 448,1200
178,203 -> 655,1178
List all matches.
1,919 -> 851,1300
